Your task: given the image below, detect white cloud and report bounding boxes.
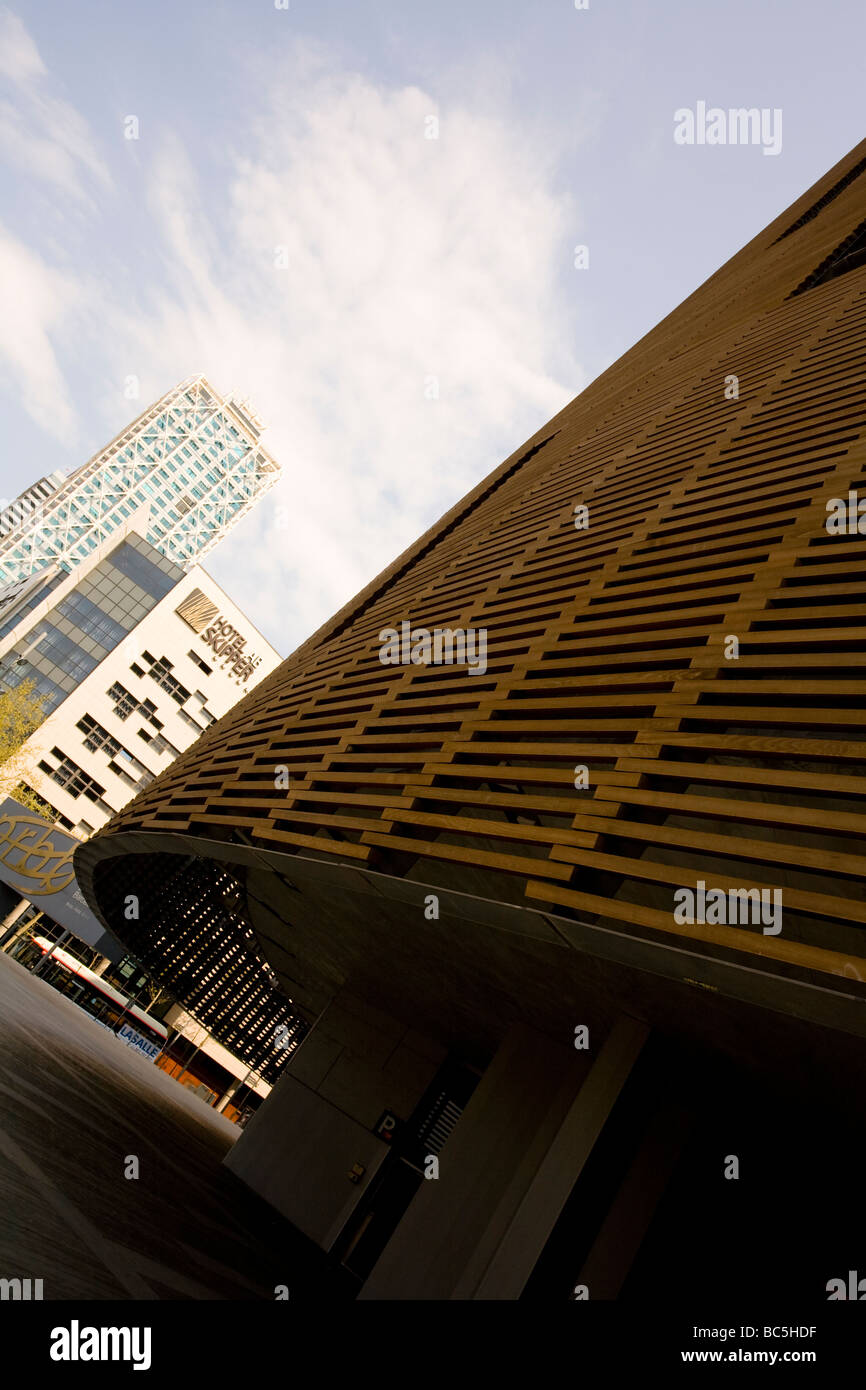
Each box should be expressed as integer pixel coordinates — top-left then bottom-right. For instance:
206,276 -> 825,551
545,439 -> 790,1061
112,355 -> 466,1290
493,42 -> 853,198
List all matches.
0,225 -> 82,441
105,46 -> 583,650
0,8 -> 109,202
0,8 -> 45,83
1,31 -> 583,653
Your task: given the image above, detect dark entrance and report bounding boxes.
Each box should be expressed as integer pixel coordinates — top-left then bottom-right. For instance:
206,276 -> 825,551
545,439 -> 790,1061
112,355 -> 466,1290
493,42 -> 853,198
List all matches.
333,1056 -> 481,1283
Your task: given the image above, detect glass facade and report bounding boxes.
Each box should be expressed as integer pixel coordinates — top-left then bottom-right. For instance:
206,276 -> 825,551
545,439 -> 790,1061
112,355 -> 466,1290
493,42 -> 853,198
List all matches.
56,592 -> 128,649
107,544 -> 178,600
0,537 -> 183,715
0,570 -> 66,640
0,376 -> 281,586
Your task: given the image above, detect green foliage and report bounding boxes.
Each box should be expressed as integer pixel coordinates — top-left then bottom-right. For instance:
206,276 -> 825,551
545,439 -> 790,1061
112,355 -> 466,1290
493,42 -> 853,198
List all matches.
0,680 -> 46,812
0,679 -> 44,760
10,781 -> 53,817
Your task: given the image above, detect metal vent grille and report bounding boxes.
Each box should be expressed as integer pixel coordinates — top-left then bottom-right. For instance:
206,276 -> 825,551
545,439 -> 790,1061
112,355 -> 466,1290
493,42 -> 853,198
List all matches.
773,154 -> 866,243
789,216 -> 866,297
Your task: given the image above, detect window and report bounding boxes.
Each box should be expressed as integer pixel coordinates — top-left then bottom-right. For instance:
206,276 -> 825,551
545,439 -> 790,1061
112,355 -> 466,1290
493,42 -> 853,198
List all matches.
107,759 -> 139,786
143,653 -> 190,704
138,728 -> 177,757
39,750 -> 106,802
15,783 -> 60,821
106,542 -> 177,601
192,690 -> 217,724
107,681 -> 159,725
0,662 -> 65,713
0,572 -> 66,640
77,714 -> 123,759
188,650 -> 213,675
57,591 -> 127,650
34,624 -> 98,681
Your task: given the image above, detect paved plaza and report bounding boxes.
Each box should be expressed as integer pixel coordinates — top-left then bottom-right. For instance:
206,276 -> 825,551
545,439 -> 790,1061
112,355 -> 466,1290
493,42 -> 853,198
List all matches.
0,951 -> 349,1300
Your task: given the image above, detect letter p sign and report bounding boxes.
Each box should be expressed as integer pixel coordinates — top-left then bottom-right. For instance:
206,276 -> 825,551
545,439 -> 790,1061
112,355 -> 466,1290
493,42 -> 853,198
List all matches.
374,1111 -> 401,1143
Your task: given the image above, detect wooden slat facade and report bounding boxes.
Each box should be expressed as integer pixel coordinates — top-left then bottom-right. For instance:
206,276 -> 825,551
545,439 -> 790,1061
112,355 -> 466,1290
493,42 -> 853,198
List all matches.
80,140 -> 866,1003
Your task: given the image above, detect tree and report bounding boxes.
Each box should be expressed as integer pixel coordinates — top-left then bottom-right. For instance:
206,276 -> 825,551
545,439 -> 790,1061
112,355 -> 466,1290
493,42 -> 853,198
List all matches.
140,979 -> 166,1011
0,679 -> 48,814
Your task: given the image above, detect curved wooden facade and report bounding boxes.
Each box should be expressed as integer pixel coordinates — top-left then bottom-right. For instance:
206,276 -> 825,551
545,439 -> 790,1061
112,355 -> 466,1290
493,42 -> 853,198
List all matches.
78,140 -> 866,1071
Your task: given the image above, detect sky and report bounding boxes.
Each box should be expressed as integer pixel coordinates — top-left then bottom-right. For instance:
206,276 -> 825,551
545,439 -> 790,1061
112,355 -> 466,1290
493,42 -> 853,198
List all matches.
0,0 -> 863,655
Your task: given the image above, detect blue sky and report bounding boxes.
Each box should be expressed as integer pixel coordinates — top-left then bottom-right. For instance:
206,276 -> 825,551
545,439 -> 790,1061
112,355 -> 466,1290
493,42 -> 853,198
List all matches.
1,0 -> 863,653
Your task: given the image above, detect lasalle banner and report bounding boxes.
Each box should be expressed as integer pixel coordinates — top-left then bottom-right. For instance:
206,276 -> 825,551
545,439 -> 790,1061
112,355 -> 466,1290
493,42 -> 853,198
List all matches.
0,796 -> 123,959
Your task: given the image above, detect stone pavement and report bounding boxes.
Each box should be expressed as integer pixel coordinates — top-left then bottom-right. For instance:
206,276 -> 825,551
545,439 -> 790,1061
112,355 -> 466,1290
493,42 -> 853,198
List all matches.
0,950 -> 350,1300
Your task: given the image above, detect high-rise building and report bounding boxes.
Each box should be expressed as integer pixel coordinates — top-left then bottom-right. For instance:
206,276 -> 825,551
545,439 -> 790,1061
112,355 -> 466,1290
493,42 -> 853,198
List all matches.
78,141 -> 866,1300
0,378 -> 289,1099
0,376 -> 281,586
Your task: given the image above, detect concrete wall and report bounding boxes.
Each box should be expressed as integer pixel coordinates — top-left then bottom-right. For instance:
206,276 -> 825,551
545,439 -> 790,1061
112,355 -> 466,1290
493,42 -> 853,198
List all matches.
224,989 -> 445,1250
361,1016 -> 648,1300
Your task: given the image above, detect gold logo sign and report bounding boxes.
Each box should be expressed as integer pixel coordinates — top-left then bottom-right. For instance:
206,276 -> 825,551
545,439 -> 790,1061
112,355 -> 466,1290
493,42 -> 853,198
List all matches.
175,588 -> 220,633
0,811 -> 75,895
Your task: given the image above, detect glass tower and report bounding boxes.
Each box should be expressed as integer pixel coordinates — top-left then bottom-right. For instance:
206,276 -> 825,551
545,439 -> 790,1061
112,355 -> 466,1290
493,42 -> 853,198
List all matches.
0,376 -> 281,586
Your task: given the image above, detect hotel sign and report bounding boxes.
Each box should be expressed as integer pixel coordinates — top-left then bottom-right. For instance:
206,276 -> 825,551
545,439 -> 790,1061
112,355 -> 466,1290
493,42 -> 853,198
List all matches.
200,615 -> 263,685
175,588 -> 263,686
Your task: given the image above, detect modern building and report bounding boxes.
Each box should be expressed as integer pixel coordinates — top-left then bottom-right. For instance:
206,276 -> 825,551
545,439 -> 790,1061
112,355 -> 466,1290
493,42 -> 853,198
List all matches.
0,516 -> 298,1089
0,521 -> 281,834
78,141 -> 866,1300
3,925 -> 270,1124
0,380 -> 296,1102
0,789 -> 278,1124
0,377 -> 299,1095
0,375 -> 281,586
